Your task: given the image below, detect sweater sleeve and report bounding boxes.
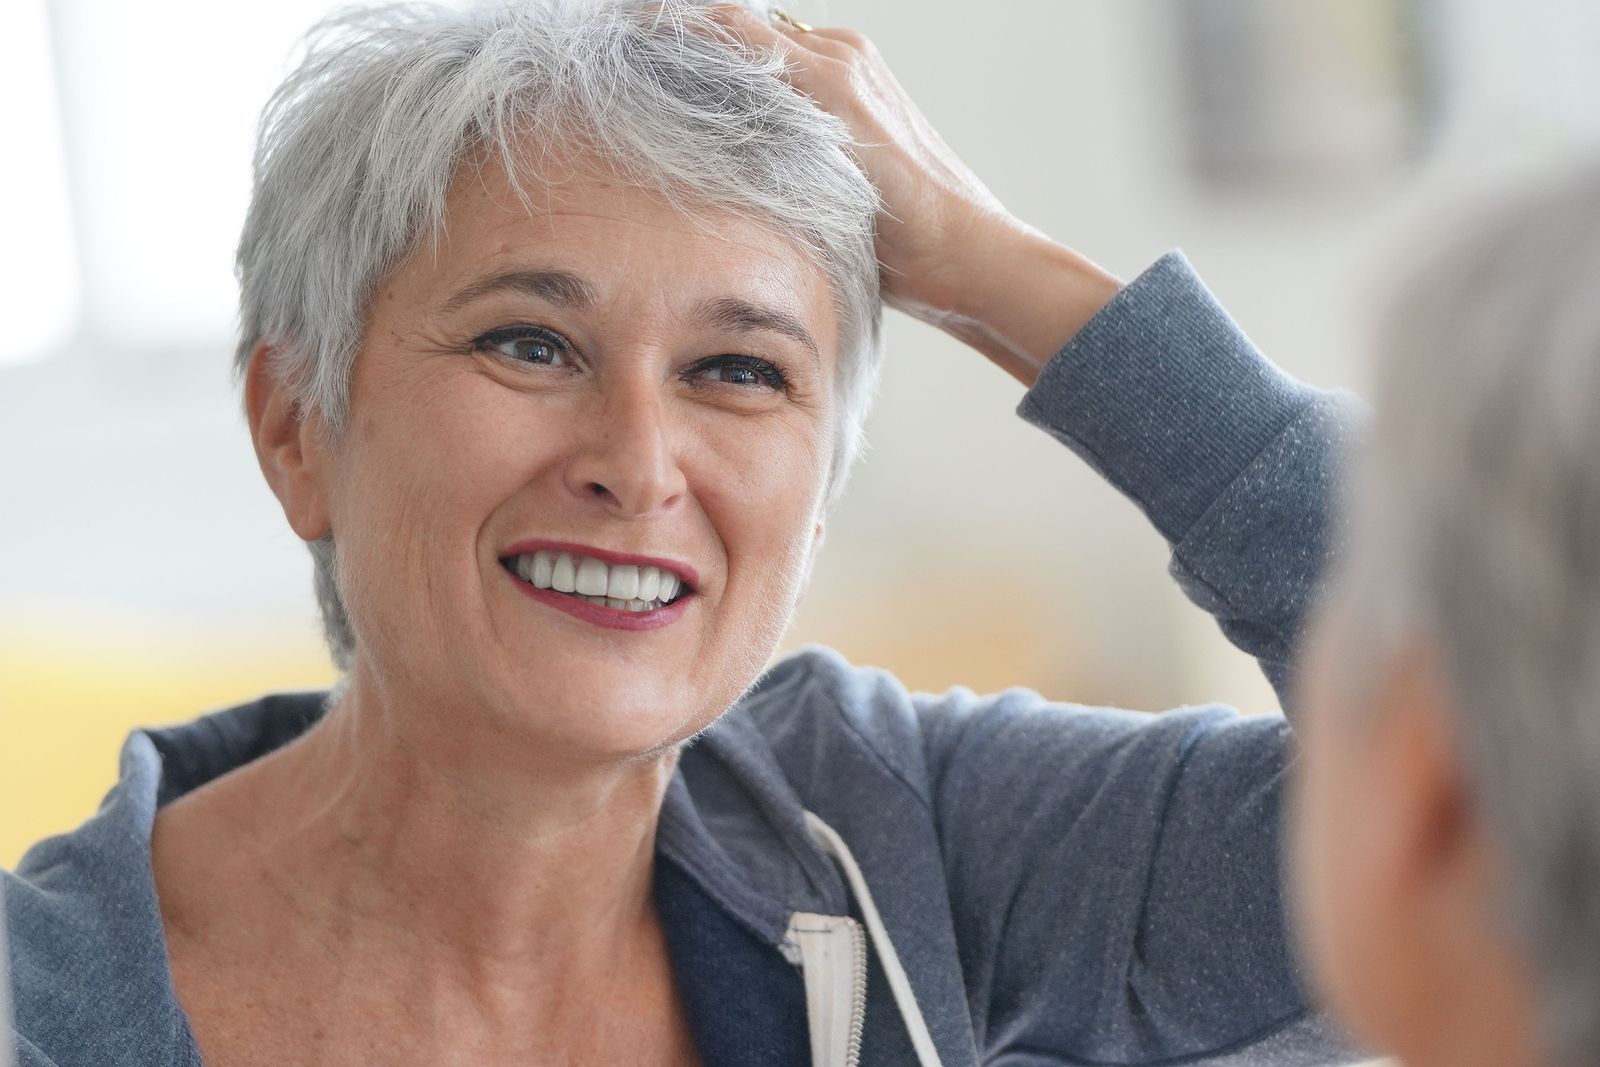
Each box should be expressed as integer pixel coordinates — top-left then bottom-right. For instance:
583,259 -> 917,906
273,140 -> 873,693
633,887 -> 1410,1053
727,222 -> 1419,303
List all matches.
914,252 -> 1367,1064
1015,251 -> 1360,712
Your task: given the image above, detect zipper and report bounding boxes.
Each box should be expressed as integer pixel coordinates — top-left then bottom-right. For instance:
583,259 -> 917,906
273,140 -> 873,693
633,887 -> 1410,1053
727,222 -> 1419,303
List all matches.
843,916 -> 867,1066
781,912 -> 868,1067
791,811 -> 944,1066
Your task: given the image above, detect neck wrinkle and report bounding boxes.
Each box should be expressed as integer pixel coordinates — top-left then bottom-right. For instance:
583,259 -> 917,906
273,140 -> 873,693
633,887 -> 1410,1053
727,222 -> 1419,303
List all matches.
240,661 -> 682,1001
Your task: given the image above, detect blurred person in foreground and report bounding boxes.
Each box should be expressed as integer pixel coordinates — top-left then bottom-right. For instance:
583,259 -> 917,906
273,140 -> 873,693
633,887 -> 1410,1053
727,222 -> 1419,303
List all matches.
9,0 -> 1524,1062
1291,163 -> 1600,1067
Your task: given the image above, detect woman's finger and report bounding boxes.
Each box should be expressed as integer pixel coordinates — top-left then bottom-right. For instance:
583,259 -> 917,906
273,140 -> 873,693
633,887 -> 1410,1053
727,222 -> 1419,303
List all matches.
706,3 -> 1018,321
767,19 -> 863,62
707,5 -> 845,63
702,5 -> 849,98
786,24 -> 875,56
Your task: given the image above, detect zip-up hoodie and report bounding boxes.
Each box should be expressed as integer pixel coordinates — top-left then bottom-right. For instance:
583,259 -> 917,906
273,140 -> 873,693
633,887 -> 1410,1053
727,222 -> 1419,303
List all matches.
5,253 -> 1366,1066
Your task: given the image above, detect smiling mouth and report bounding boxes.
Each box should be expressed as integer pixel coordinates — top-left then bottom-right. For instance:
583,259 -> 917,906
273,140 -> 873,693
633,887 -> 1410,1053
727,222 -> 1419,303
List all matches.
500,549 -> 692,613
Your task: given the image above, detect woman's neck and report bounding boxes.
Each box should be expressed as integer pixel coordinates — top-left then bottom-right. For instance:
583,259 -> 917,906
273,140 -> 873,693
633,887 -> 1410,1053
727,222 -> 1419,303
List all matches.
153,665 -> 685,1048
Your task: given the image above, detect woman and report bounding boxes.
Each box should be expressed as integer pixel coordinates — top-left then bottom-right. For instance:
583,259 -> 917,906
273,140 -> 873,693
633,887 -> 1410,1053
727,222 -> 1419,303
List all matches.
6,2 -> 1359,1064
1290,161 -> 1600,1067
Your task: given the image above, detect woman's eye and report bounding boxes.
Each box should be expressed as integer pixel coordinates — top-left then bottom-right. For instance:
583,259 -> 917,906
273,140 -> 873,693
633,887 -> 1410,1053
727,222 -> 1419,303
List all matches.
472,326 -> 571,367
690,355 -> 790,392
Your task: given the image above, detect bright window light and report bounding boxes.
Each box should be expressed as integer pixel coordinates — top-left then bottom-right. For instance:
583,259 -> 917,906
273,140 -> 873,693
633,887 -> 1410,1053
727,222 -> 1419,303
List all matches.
0,0 -> 78,365
46,0 -> 377,354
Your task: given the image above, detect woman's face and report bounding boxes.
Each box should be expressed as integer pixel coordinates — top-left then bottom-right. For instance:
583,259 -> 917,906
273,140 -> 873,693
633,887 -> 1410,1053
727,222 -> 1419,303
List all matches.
310,155 -> 840,764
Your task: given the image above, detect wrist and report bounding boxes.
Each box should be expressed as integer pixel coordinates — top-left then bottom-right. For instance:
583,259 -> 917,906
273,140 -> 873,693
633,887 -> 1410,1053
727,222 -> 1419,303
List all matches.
918,221 -> 1122,387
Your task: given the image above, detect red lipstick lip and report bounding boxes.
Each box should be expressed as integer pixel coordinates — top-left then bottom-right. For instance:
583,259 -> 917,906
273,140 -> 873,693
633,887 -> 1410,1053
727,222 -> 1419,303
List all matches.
500,539 -> 700,589
504,566 -> 692,631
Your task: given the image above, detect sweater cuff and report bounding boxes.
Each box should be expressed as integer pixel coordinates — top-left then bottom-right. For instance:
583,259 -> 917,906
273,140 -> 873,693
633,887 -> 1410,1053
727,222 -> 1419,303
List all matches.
1015,251 -> 1319,545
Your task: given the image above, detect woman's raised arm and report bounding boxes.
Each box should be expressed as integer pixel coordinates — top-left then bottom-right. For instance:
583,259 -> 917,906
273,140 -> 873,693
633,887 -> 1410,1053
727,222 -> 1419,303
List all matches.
713,4 -> 1359,710
711,4 -> 1123,387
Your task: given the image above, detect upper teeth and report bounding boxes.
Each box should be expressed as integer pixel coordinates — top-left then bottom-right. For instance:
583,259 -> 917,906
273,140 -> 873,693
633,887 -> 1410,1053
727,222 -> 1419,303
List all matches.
511,550 -> 684,609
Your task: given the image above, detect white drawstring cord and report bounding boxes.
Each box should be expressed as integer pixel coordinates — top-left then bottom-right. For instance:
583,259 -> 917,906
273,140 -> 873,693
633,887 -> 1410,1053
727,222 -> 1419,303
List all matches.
803,811 -> 944,1067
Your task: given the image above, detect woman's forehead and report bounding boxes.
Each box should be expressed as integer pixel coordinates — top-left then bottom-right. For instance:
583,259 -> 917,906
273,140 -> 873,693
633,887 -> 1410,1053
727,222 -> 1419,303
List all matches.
416,153 -> 837,319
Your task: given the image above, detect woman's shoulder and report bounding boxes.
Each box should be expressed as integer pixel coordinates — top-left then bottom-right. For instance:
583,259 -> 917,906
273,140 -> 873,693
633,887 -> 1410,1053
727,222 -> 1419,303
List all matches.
5,724 -> 167,928
719,644 -> 1111,810
721,643 -> 1290,809
4,736 -> 192,1064
4,850 -> 136,1050
5,693 -> 328,1066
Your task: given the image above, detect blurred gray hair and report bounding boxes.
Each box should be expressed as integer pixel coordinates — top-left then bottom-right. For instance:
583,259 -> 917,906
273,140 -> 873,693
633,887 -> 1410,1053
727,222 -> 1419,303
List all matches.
1338,162 -> 1600,1067
234,0 -> 882,671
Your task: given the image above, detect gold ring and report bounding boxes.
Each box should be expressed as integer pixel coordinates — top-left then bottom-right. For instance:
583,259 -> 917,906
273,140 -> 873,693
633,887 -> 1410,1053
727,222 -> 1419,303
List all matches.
771,8 -> 813,32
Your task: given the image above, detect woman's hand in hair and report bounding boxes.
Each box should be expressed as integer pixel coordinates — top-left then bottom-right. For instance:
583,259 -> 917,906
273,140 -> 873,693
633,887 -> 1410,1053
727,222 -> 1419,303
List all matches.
710,5 -> 1121,386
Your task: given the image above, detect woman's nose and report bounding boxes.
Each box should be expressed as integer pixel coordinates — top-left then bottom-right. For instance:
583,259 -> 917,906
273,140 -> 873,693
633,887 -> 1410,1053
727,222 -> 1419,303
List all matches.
562,382 -> 688,518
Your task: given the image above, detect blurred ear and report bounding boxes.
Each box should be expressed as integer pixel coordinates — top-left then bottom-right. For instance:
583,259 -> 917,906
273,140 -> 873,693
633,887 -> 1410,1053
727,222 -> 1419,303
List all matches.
1368,647 -> 1542,1062
1374,646 -> 1512,974
244,342 -> 333,543
1380,650 -> 1470,898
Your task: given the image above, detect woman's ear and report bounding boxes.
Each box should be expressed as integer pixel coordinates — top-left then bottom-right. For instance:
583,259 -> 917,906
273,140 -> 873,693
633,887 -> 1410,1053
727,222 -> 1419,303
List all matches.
244,342 -> 333,543
1381,649 -> 1475,907
1368,646 -> 1542,1061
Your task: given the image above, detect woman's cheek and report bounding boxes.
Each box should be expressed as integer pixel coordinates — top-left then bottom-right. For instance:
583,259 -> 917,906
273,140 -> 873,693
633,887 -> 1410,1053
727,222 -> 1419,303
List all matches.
706,419 -> 825,613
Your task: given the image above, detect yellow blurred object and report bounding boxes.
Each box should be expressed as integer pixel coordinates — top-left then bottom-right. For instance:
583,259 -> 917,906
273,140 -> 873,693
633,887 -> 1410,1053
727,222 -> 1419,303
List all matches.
3,571 -> 1085,871
0,613 -> 334,869
782,557 -> 1094,701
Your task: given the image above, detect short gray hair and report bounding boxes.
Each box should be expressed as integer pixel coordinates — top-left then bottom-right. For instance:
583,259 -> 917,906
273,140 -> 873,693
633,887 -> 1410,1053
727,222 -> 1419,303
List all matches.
1337,162 -> 1600,1067
234,0 -> 882,670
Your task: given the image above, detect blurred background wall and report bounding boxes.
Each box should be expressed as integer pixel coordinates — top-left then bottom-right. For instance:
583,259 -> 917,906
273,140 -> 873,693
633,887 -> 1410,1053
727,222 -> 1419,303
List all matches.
3,0 -> 1599,867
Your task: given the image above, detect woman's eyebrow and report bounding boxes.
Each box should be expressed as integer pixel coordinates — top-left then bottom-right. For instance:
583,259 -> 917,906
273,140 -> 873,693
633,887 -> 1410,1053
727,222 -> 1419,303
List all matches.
694,296 -> 821,372
439,268 -> 599,315
437,271 -> 821,369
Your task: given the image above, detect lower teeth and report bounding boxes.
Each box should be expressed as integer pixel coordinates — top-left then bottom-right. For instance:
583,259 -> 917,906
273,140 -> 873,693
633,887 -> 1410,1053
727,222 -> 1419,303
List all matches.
567,590 -> 662,612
